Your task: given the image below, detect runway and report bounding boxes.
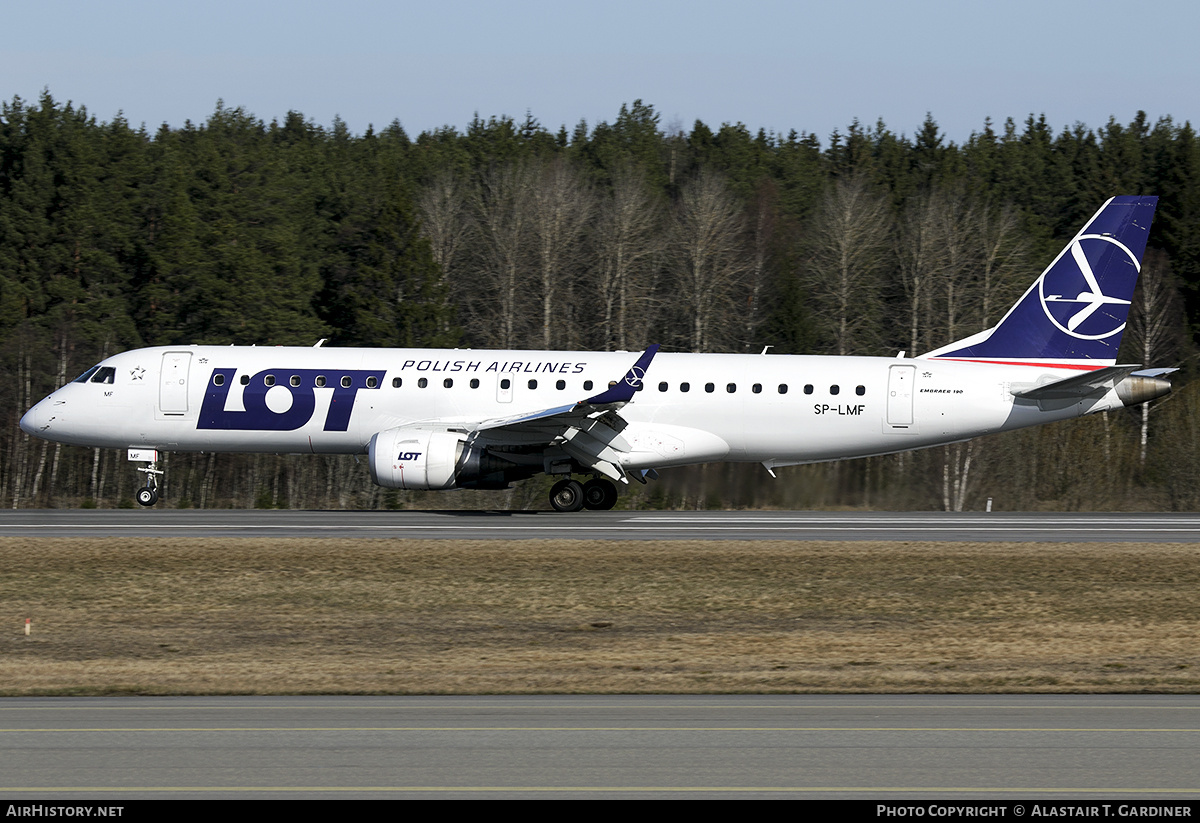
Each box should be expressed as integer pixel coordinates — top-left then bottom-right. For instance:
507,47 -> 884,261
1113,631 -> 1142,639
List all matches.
2,695 -> 1199,799
3,509 -> 1200,541
6,512 -> 1198,801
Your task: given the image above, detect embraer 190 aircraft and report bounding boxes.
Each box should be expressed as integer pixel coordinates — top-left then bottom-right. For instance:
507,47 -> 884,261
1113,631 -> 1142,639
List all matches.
21,196 -> 1171,512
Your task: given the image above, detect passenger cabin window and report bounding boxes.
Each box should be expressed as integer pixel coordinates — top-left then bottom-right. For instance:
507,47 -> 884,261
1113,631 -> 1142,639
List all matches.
583,380 -> 593,391
501,378 -> 511,390
418,378 -> 428,388
290,375 -> 301,387
241,374 -> 251,385
367,376 -> 378,389
264,375 -> 276,387
705,383 -> 715,393
856,385 -> 865,396
556,380 -> 566,390
726,383 -> 736,393
316,375 -> 326,387
778,384 -> 788,394
341,376 -> 352,388
528,379 -> 538,390
213,374 -> 225,387
391,377 -> 401,388
444,378 -> 453,388
680,382 -> 690,393
752,383 -> 762,394
90,367 -> 115,384
659,382 -> 668,392
470,378 -> 480,389
830,385 -> 840,395
804,384 -> 813,395
73,366 -> 100,384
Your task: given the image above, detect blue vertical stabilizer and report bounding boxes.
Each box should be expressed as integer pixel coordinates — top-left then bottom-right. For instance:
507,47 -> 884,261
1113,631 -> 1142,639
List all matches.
924,196 -> 1158,367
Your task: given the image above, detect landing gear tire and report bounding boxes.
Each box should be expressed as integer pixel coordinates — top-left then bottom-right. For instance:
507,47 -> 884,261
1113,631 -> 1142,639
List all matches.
549,478 -> 584,512
136,487 -> 159,507
582,478 -> 619,510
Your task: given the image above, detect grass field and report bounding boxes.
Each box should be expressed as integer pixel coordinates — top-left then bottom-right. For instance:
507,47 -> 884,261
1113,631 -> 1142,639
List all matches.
2,537 -> 1197,694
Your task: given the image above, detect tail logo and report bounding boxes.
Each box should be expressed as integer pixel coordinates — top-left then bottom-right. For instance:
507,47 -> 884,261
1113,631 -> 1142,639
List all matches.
625,366 -> 646,388
1038,234 -> 1138,340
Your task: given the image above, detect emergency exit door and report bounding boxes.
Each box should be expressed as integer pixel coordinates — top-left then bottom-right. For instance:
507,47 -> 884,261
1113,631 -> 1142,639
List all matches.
886,364 -> 915,428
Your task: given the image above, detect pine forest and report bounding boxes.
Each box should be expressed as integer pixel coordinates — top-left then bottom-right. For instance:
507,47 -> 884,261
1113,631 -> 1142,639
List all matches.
4,93 -> 1200,511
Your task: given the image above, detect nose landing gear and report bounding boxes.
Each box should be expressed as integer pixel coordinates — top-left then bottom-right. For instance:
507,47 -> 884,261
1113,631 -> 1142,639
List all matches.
129,449 -> 163,507
136,484 -> 159,507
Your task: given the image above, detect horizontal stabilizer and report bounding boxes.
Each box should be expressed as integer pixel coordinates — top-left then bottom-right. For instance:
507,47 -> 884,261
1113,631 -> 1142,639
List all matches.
1011,365 -> 1141,400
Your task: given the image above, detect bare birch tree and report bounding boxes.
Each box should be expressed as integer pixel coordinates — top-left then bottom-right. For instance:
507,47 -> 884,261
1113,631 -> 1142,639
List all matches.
976,201 -> 1030,329
418,170 -> 475,336
806,173 -> 892,356
743,181 -> 778,351
528,157 -> 594,350
1126,250 -> 1184,464
594,161 -> 662,350
670,171 -> 750,352
469,162 -> 536,348
932,187 -> 977,345
897,191 -> 948,355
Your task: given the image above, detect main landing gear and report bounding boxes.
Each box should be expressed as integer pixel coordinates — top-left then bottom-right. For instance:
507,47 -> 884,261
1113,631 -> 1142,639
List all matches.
549,477 -> 619,512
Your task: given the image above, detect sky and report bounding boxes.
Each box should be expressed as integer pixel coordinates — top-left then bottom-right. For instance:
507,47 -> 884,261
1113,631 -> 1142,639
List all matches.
3,0 -> 1197,145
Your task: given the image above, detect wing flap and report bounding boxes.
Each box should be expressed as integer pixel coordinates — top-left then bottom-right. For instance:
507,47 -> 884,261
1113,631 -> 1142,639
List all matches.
462,346 -> 659,479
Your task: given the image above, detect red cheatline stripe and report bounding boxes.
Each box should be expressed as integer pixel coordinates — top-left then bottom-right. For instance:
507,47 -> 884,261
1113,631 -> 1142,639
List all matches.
931,358 -> 1107,371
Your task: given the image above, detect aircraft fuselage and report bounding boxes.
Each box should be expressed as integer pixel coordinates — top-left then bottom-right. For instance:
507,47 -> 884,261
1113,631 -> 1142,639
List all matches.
21,345 -> 1131,469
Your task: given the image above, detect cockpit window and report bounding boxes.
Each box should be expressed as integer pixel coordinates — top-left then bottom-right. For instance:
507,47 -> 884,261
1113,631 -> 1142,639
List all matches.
89,367 -> 116,384
72,366 -> 100,384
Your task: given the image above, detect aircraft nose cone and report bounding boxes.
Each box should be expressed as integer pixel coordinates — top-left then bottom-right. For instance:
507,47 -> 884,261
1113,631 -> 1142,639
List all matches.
19,402 -> 43,435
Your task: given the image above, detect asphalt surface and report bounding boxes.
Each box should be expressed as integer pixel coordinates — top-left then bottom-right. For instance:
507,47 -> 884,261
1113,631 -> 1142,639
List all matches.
5,511 -> 1198,801
2,695 -> 1198,799
3,509 -> 1200,541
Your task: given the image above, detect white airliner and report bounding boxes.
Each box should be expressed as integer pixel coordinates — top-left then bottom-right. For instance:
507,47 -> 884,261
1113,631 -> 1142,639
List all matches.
21,196 -> 1171,511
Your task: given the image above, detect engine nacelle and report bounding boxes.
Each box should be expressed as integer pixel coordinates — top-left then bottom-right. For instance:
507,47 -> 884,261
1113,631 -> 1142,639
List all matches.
368,429 -> 468,490
368,428 -> 532,490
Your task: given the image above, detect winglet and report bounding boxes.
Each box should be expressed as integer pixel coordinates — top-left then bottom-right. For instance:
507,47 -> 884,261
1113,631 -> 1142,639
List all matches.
584,345 -> 660,406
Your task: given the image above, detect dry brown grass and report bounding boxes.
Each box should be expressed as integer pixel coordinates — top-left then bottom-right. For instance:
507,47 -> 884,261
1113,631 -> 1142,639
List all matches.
1,537 -> 1198,694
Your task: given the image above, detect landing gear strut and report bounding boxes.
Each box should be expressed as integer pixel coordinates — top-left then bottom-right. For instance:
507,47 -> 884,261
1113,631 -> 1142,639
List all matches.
131,450 -> 163,507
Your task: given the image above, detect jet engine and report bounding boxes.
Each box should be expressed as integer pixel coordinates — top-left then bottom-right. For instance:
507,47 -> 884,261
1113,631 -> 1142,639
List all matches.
1116,374 -> 1173,407
367,428 -> 529,490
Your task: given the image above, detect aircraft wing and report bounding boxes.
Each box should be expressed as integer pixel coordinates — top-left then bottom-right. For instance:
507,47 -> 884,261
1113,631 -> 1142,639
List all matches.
1011,365 -> 1142,400
474,344 -> 659,432
469,345 -> 660,483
